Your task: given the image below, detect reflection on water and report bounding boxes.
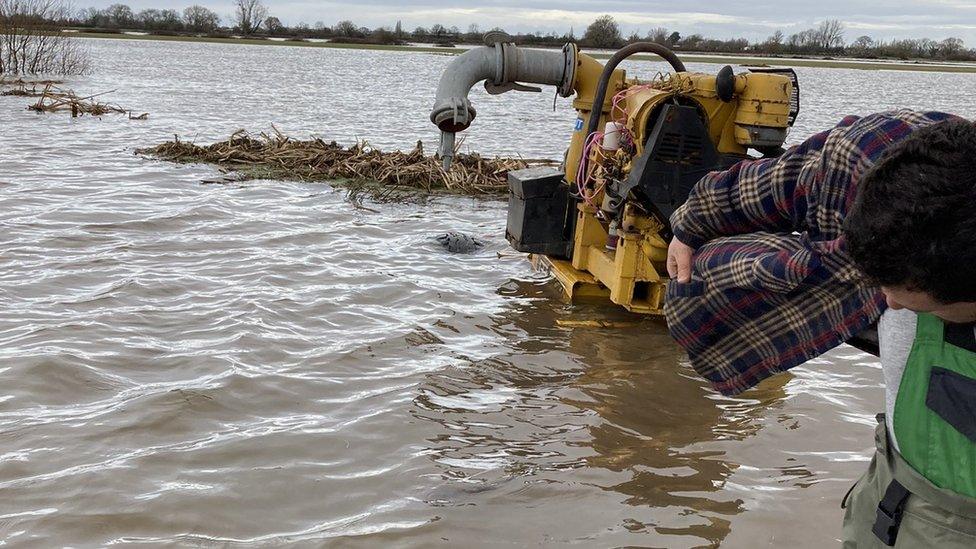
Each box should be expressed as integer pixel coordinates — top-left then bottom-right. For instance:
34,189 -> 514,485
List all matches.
0,37 -> 972,547
413,279 -> 794,547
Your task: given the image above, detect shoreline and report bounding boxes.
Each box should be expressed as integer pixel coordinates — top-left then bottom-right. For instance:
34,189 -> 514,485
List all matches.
71,31 -> 976,73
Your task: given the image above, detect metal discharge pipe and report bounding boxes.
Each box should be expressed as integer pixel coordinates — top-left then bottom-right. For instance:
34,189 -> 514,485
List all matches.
430,41 -> 576,168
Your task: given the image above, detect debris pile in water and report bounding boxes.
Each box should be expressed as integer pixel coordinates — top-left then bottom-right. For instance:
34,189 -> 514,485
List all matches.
0,87 -> 33,97
0,80 -> 147,119
0,79 -> 62,97
26,84 -> 148,118
0,77 -> 64,88
136,129 -> 557,195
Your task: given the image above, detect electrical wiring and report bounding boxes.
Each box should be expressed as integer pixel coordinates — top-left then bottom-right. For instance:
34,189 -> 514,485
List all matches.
575,130 -> 604,205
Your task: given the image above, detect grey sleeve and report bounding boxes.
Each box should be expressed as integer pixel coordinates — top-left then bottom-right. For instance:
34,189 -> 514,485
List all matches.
879,308 -> 918,452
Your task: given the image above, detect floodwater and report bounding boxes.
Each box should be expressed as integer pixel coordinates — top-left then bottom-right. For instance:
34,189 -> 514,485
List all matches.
1,38 -> 974,548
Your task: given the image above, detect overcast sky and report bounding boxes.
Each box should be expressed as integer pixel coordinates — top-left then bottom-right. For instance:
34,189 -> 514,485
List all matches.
82,1 -> 976,45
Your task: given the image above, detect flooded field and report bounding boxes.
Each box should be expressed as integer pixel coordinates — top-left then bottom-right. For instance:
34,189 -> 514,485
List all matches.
1,38 -> 975,547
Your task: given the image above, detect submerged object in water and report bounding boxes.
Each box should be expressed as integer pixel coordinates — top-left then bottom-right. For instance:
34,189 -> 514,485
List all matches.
434,232 -> 485,254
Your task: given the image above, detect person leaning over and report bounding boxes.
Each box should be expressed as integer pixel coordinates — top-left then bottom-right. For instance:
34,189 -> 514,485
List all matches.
664,110 -> 976,547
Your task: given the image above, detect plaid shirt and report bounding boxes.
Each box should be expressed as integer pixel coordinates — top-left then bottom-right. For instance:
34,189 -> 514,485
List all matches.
666,109 -> 959,396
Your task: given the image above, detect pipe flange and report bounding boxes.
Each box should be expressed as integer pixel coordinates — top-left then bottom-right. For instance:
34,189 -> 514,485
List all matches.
502,43 -> 517,85
483,30 -> 513,46
493,44 -> 505,84
431,97 -> 476,132
559,43 -> 578,98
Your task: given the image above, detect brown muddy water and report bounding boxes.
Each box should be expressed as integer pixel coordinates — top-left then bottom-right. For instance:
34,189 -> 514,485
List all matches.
1,38 -> 975,548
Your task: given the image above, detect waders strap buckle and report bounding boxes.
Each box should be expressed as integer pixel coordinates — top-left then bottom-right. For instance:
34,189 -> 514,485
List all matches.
872,479 -> 911,546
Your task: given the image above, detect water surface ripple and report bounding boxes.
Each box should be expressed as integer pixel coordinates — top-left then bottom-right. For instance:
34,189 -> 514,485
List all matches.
1,38 -> 974,547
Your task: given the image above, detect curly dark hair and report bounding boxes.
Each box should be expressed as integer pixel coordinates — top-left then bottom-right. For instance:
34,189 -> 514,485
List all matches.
844,118 -> 976,303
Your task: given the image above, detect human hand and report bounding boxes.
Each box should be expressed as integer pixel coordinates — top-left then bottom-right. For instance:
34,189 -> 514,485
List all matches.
667,237 -> 695,283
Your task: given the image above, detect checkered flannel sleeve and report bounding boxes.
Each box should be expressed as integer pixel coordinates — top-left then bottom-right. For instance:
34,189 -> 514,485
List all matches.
664,110 -> 960,395
669,115 -> 861,248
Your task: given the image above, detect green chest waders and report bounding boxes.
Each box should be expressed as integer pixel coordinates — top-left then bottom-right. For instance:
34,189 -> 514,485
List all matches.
893,314 -> 976,499
842,314 -> 976,548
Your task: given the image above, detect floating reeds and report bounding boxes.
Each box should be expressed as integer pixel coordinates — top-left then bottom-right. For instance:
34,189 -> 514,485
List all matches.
28,83 -> 124,117
0,79 -> 147,119
0,79 -> 61,97
0,77 -> 64,87
137,128 -> 558,196
1,86 -> 33,97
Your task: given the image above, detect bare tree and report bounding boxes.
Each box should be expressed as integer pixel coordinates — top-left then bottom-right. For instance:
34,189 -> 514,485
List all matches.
263,16 -> 283,35
939,37 -> 965,59
183,5 -> 220,33
372,26 -> 397,44
333,20 -> 358,38
137,8 -> 161,29
787,28 -> 817,51
0,0 -> 91,75
646,27 -> 668,45
158,9 -> 182,31
103,3 -> 134,28
233,0 -> 266,35
584,14 -> 622,48
134,8 -> 181,31
678,33 -> 704,50
77,6 -> 103,26
917,38 -> 939,57
849,35 -> 873,55
756,30 -> 784,54
814,19 -> 845,50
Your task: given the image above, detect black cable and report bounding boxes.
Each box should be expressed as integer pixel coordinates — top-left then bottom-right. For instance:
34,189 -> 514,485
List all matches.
584,43 -> 686,139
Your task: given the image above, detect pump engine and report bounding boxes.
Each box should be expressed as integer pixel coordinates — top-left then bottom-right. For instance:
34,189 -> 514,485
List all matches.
430,35 -> 799,314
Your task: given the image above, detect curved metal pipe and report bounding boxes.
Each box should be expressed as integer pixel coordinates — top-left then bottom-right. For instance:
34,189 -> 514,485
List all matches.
430,43 -> 575,168
584,43 -> 686,139
430,47 -> 493,134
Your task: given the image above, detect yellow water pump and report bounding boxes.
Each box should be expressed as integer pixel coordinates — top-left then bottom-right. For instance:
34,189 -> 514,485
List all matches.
430,35 -> 798,314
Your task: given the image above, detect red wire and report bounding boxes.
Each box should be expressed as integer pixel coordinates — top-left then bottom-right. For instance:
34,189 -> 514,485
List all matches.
576,131 -> 604,206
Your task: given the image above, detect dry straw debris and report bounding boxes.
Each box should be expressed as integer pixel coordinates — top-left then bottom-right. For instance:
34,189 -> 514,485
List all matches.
28,83 -> 123,116
0,78 -> 61,96
0,79 -> 147,118
0,77 -> 63,85
137,128 -> 558,196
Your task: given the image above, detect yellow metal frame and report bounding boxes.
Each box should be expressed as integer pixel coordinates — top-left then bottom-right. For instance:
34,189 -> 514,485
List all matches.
532,201 -> 671,315
538,54 -> 793,315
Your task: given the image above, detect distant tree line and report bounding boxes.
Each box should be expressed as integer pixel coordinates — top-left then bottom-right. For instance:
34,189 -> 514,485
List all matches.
40,3 -> 976,62
581,15 -> 974,61
73,2 -> 227,35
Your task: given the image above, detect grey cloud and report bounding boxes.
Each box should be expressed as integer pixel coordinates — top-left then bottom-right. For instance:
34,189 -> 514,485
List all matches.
81,0 -> 976,43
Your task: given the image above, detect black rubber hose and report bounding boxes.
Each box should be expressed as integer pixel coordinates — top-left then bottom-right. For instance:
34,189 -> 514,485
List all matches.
584,43 -> 687,139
